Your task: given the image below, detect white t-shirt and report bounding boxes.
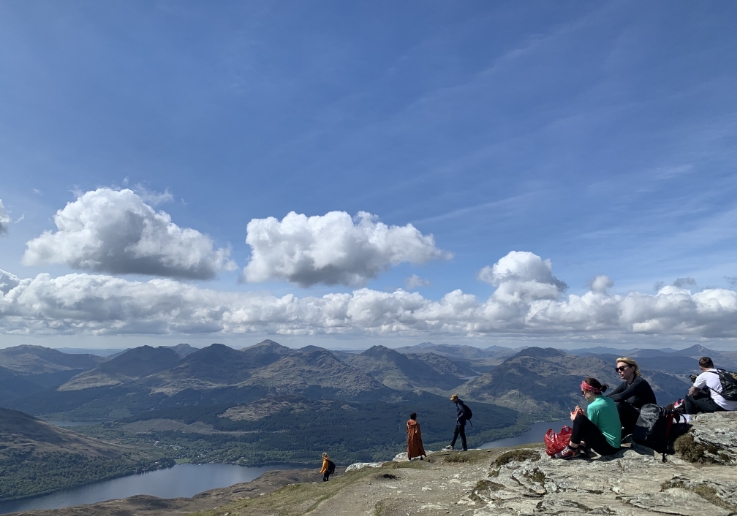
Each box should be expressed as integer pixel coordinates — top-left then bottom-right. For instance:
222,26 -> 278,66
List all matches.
694,369 -> 737,411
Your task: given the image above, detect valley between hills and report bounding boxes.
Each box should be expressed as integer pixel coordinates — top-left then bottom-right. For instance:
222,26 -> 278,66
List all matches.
0,340 -> 728,504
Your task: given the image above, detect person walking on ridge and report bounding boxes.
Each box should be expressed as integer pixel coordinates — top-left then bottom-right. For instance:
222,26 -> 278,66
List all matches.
319,452 -> 335,482
444,394 -> 468,451
406,412 -> 426,460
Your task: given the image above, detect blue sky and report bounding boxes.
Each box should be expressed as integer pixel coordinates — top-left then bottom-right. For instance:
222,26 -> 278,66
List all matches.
1,1 -> 736,350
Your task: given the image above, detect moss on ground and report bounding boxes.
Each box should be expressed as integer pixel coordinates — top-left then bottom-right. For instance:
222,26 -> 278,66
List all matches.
492,449 -> 541,468
674,434 -> 727,464
663,479 -> 737,513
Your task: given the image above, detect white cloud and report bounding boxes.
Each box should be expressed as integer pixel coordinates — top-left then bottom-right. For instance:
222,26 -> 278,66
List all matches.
0,270 -> 19,294
0,200 -> 9,235
2,251 -> 737,338
673,277 -> 697,289
243,211 -> 450,287
405,274 -> 430,290
133,185 -> 174,206
589,275 -> 613,293
22,188 -> 236,279
478,251 -> 567,303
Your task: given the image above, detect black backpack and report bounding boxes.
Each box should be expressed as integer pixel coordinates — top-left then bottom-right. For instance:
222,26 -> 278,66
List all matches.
327,459 -> 336,475
632,404 -> 690,462
461,401 -> 473,421
707,369 -> 737,401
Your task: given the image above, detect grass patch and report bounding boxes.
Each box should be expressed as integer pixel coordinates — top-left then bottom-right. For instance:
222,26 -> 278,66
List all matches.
444,454 -> 471,463
524,467 -> 545,484
492,449 -> 540,468
674,434 -> 727,464
663,479 -> 737,513
192,465 -> 380,516
469,479 -> 506,504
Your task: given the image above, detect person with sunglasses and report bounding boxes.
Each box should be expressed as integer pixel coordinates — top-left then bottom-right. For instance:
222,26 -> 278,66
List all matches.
606,357 -> 656,437
555,377 -> 621,459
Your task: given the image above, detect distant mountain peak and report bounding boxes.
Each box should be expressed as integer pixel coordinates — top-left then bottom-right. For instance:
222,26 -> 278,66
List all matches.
243,340 -> 292,354
363,345 -> 397,358
510,347 -> 566,360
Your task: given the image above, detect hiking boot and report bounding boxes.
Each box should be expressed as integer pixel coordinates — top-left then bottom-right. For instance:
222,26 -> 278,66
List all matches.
443,445 -> 453,451
554,446 -> 580,459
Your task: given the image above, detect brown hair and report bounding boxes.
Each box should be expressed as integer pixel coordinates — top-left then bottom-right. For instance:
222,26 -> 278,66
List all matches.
615,357 -> 641,377
699,357 -> 714,368
583,377 -> 609,393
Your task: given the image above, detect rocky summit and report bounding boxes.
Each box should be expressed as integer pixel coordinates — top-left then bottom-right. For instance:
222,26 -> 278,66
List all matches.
19,411 -> 737,516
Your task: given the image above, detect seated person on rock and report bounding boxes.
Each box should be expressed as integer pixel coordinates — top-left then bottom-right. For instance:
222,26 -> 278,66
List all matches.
685,357 -> 737,414
606,357 -> 656,436
556,377 -> 621,460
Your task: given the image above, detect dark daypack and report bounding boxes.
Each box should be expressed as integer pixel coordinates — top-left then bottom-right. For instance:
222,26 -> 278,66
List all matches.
708,369 -> 737,401
462,401 -> 473,421
632,403 -> 690,462
327,459 -> 336,475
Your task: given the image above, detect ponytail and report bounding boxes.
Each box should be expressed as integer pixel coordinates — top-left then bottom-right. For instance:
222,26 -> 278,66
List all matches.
583,377 -> 608,393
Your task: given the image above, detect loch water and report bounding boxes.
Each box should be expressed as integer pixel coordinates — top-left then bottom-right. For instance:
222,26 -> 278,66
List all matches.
0,463 -> 305,514
480,420 -> 562,449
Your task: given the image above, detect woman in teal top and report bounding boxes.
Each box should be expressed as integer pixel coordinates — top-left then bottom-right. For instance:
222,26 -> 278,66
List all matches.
555,377 -> 622,459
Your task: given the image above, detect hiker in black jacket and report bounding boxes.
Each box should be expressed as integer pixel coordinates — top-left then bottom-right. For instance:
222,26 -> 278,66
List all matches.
443,394 -> 468,451
607,357 -> 656,436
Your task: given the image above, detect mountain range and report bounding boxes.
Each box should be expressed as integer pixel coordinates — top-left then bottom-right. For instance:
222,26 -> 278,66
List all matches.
0,340 -> 714,422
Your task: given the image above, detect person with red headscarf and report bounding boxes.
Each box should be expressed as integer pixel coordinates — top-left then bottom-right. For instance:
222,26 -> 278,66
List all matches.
555,377 -> 621,459
406,412 -> 426,460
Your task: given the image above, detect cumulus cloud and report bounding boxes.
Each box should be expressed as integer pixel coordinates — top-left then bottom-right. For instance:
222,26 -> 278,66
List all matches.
673,277 -> 697,289
589,275 -> 613,293
0,200 -> 9,235
22,188 -> 236,279
405,274 -> 431,290
477,251 -> 567,303
243,211 -> 450,287
0,270 -> 19,294
2,252 -> 736,338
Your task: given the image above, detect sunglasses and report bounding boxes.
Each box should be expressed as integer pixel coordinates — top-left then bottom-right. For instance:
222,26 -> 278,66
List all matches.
615,366 -> 629,372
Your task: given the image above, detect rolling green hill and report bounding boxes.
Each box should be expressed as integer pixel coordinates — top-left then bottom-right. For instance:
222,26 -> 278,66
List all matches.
0,407 -> 170,502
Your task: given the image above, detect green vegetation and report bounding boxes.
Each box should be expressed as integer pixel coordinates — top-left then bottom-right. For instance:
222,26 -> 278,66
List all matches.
673,433 -> 730,464
664,479 -> 737,513
492,448 -> 541,468
77,394 -> 518,466
0,450 -> 173,502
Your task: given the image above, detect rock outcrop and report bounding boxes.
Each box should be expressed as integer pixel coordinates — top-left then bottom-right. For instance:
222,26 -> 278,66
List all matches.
12,412 -> 737,516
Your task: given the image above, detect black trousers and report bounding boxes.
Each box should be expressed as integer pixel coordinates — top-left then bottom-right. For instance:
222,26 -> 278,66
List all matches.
322,472 -> 331,481
450,423 -> 467,450
685,395 -> 724,415
616,402 -> 641,437
570,414 -> 619,456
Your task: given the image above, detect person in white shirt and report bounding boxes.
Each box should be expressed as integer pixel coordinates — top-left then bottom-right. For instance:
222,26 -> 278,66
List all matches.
685,357 -> 737,414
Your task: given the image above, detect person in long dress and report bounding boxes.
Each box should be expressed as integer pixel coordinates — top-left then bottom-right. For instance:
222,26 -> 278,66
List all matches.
406,412 -> 426,460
